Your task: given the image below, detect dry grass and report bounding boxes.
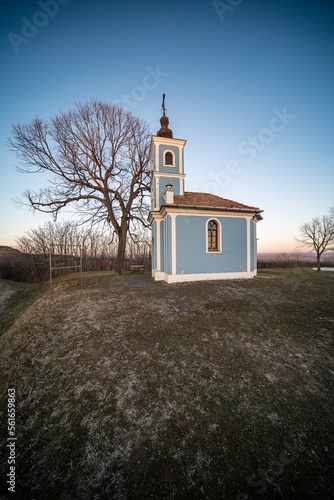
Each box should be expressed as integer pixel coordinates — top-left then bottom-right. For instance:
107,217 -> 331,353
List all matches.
0,269 -> 333,499
0,280 -> 40,337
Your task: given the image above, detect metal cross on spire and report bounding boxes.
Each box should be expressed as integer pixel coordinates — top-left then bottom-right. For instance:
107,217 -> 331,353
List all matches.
162,93 -> 166,115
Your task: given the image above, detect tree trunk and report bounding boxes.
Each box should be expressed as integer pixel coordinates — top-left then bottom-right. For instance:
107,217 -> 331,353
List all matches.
115,223 -> 127,275
317,252 -> 321,272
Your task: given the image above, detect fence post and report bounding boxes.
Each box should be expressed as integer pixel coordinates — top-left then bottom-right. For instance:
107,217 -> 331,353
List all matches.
49,247 -> 53,300
80,244 -> 83,292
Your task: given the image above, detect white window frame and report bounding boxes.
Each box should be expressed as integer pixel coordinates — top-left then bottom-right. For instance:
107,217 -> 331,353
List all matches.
206,218 -> 222,254
163,150 -> 175,167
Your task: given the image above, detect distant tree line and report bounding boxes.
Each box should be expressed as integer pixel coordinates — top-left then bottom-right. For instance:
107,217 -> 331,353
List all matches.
0,221 -> 151,283
257,252 -> 334,269
260,206 -> 334,270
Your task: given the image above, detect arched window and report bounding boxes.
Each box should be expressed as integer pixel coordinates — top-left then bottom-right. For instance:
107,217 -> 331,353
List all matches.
208,220 -> 218,251
165,151 -> 173,165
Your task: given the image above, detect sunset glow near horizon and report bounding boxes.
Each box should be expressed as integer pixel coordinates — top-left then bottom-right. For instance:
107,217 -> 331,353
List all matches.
1,0 -> 333,253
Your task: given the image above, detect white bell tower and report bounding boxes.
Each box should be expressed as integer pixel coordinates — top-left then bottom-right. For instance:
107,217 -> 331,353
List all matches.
149,94 -> 186,212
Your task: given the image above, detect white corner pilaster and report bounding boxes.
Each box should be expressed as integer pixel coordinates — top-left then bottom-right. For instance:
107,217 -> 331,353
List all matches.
156,177 -> 160,210
179,146 -> 183,174
171,214 -> 177,276
156,219 -> 161,271
247,217 -> 251,273
155,143 -> 159,172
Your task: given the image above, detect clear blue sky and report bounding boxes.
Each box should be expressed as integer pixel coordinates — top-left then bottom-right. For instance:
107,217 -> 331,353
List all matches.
1,0 -> 333,252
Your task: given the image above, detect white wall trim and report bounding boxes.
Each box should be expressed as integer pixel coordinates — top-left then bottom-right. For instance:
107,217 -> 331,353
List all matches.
155,176 -> 160,210
153,172 -> 186,179
155,270 -> 257,283
160,207 -> 254,220
254,222 -> 257,271
179,145 -> 183,174
155,142 -> 159,172
171,214 -> 177,275
164,216 -> 167,275
156,219 -> 161,271
151,136 -> 187,147
247,218 -> 250,273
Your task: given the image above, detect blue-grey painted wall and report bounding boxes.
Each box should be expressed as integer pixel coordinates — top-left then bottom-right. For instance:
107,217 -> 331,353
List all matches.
158,144 -> 180,174
175,215 -> 248,274
159,177 -> 181,207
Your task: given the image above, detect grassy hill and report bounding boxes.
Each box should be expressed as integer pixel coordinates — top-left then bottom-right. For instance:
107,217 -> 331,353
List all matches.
0,270 -> 334,499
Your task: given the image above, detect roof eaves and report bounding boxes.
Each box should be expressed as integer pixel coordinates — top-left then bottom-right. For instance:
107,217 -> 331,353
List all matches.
162,204 -> 261,213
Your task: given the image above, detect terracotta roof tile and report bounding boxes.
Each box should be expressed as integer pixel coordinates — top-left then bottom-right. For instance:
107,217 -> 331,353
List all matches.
173,192 -> 259,210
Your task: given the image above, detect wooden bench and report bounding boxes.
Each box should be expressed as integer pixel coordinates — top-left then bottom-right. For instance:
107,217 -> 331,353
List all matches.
130,265 -> 144,274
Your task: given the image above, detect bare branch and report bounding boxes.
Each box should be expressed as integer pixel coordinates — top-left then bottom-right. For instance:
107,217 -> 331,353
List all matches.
9,100 -> 152,273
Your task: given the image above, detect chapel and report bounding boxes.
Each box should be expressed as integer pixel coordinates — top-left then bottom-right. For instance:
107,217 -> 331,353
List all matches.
148,96 -> 263,283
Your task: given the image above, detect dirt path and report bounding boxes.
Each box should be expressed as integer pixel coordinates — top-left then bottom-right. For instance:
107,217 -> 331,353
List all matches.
0,279 -> 19,311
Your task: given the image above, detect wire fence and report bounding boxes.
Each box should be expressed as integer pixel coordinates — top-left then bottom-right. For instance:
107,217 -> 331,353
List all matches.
49,244 -> 82,298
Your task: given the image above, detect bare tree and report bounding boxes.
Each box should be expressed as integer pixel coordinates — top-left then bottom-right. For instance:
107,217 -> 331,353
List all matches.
330,205 -> 334,219
126,222 -> 151,264
9,99 -> 151,274
296,209 -> 334,271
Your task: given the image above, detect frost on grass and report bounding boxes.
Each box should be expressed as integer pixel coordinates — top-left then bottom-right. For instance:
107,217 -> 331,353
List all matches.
0,270 -> 333,498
